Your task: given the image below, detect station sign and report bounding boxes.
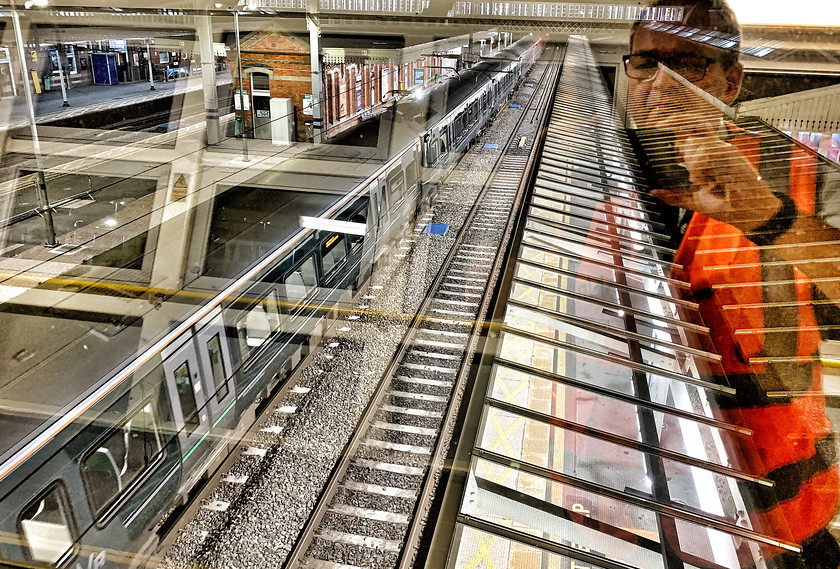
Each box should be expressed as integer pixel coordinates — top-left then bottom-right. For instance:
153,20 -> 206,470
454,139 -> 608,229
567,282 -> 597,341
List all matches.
234,90 -> 250,111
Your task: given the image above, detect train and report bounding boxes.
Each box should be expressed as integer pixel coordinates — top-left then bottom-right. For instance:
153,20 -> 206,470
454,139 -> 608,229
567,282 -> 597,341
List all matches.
0,36 -> 543,568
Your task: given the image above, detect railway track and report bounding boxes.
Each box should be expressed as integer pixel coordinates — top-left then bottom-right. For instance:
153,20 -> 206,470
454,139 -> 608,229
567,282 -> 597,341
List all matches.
283,48 -> 563,569
155,46 -> 558,569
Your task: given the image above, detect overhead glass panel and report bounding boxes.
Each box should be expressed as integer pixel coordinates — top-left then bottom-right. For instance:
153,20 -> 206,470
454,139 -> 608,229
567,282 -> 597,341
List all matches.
488,364 -> 750,459
504,292 -> 714,364
518,244 -> 689,302
524,217 -> 668,265
457,457 -> 792,569
438,37 -> 825,569
540,162 -> 637,185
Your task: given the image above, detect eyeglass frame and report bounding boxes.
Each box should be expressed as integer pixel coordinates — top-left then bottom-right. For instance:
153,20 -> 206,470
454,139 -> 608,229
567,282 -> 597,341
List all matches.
622,53 -> 719,83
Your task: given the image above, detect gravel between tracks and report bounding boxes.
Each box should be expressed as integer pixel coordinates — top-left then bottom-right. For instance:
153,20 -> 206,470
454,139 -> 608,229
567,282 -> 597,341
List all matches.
159,66 -> 542,569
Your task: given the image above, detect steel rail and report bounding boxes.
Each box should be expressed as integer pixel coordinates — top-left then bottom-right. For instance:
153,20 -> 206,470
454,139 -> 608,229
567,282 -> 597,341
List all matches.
396,50 -> 564,569
281,50 -> 558,569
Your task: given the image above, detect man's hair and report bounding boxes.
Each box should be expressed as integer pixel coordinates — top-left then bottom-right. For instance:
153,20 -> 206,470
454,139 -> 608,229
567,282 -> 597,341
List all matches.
630,0 -> 741,68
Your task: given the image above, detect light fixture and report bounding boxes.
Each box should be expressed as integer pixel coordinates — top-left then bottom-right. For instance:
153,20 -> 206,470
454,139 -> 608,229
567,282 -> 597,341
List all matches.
300,216 -> 366,236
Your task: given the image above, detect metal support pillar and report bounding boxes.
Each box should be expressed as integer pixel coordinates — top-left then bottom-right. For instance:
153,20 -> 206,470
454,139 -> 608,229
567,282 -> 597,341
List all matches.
307,5 -> 322,143
198,15 -> 220,145
12,2 -> 56,246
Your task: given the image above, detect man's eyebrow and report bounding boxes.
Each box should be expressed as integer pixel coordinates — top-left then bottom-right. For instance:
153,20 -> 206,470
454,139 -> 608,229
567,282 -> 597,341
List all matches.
629,50 -> 660,57
630,50 -> 701,59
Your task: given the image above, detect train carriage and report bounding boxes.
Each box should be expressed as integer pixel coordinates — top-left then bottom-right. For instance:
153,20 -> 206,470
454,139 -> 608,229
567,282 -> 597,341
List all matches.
0,37 -> 542,569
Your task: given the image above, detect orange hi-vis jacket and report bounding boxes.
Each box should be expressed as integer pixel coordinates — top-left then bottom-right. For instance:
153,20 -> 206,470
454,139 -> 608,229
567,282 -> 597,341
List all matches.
673,126 -> 839,554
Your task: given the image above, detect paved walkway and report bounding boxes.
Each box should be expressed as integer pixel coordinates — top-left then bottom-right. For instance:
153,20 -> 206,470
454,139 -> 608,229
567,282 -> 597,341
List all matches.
1,70 -> 232,130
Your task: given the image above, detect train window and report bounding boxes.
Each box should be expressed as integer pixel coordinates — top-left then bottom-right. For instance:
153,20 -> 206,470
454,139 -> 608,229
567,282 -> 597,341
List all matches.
19,484 -> 76,565
173,363 -> 200,435
426,138 -> 437,164
405,159 -> 418,185
206,334 -> 229,402
284,256 -> 317,304
322,235 -> 346,276
266,289 -> 282,331
237,305 -> 271,351
81,403 -> 163,517
348,211 -> 366,251
387,169 -> 405,201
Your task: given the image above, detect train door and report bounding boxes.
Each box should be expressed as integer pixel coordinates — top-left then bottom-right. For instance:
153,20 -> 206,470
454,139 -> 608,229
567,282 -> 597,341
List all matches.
162,336 -> 211,471
369,177 -> 389,265
375,174 -> 389,231
194,310 -> 236,434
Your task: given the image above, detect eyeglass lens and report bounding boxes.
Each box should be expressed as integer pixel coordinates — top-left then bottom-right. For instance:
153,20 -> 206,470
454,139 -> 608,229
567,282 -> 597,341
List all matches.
625,55 -> 709,82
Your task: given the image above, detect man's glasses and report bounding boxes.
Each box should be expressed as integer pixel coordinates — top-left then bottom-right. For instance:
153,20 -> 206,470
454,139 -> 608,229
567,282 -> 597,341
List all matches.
623,54 -> 717,83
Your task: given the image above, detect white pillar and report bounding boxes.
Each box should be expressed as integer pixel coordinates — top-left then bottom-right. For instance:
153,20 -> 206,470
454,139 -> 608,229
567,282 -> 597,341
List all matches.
57,45 -> 69,106
307,7 -> 323,143
146,38 -> 155,91
197,15 -> 220,145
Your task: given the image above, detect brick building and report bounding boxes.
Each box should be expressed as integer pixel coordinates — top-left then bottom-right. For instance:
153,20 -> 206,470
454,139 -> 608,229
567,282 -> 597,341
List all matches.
233,27 -> 312,141
233,27 -> 453,142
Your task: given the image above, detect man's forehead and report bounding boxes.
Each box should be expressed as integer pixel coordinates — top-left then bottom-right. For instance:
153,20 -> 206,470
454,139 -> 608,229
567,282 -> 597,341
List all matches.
631,27 -> 722,58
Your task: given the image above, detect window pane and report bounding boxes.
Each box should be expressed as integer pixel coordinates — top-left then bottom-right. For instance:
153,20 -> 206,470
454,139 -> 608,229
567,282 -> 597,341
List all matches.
299,257 -> 318,290
81,403 -> 162,515
206,334 -> 229,402
323,235 -> 346,276
174,362 -> 200,434
285,271 -> 308,303
20,487 -> 74,564
285,256 -> 318,303
266,290 -> 282,331
387,169 -> 405,201
251,72 -> 269,90
238,305 -> 271,349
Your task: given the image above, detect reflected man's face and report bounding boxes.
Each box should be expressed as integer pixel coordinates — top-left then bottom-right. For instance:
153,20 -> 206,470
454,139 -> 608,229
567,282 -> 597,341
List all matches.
627,27 -> 743,128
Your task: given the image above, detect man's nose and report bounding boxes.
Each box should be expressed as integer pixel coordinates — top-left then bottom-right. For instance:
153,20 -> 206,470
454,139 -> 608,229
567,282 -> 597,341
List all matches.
649,65 -> 678,89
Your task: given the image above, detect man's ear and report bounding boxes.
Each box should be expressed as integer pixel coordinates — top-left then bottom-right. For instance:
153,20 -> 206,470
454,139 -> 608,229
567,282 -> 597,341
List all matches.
721,61 -> 744,106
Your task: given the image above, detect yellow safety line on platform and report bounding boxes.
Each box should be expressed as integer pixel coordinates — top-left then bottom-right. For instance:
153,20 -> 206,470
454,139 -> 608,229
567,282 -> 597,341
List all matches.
495,374 -> 529,404
463,528 -> 500,569
479,410 -> 526,485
